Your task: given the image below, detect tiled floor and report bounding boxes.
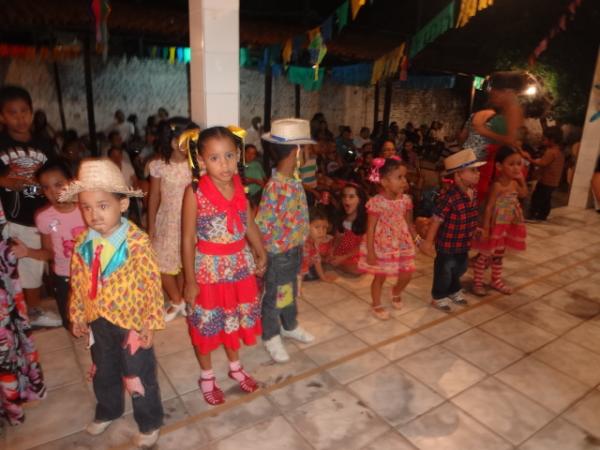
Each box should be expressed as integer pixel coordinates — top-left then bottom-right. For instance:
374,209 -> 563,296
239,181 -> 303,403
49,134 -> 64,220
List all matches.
3,206 -> 600,449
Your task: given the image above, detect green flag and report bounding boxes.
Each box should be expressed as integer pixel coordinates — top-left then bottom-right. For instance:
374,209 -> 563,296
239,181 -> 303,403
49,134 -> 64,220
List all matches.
409,1 -> 455,59
336,0 -> 349,32
288,66 -> 325,91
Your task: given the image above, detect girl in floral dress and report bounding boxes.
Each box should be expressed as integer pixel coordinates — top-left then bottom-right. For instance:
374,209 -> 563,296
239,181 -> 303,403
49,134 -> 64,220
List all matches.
472,146 -> 528,296
358,158 -> 419,320
181,127 -> 267,405
0,238 -> 46,425
147,118 -> 195,322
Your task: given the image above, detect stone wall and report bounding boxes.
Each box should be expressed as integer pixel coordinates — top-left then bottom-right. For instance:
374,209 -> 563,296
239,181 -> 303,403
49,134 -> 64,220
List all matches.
1,56 -> 468,139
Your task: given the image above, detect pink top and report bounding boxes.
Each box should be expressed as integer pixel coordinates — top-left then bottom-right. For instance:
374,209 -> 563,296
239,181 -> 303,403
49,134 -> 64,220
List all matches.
35,205 -> 86,277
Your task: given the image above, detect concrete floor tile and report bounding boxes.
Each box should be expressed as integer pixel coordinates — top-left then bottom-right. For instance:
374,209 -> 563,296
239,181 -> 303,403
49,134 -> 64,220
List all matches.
398,402 -> 512,450
533,338 -> 600,386
452,377 -> 555,445
327,351 -> 389,385
563,390 -> 600,437
267,372 -> 340,412
518,417 -> 600,450
480,314 -> 556,352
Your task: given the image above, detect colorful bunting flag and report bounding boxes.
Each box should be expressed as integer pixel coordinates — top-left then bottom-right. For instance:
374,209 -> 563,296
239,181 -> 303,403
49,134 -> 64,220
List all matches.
282,39 -> 293,66
331,63 -> 373,86
321,16 -> 334,42
288,65 -> 325,91
308,31 -> 328,80
409,1 -> 455,58
336,0 -> 350,31
456,0 -> 494,28
351,0 -> 366,20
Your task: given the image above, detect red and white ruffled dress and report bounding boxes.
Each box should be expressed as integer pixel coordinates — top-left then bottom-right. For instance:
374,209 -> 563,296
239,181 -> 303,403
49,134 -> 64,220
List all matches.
357,194 -> 416,276
472,191 -> 526,255
186,175 -> 261,355
332,220 -> 363,266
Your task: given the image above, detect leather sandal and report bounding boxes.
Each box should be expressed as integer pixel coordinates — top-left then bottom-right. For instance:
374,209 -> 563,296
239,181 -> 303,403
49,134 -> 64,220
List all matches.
198,376 -> 225,405
391,292 -> 403,310
228,366 -> 259,393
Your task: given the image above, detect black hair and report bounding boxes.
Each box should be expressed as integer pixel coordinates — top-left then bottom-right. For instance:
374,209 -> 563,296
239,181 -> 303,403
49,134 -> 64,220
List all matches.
35,158 -> 73,181
495,146 -> 518,164
0,85 -> 33,111
157,117 -> 197,163
309,205 -> 329,223
337,184 -> 368,235
188,126 -> 241,190
543,126 -> 563,145
379,157 -> 403,179
269,143 -> 297,164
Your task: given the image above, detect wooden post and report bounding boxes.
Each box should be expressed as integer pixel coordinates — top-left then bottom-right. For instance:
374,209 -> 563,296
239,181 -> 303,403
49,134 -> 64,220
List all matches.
382,78 -> 393,134
467,76 -> 476,116
373,81 -> 380,130
83,35 -> 98,156
52,61 -> 67,134
295,84 -> 301,118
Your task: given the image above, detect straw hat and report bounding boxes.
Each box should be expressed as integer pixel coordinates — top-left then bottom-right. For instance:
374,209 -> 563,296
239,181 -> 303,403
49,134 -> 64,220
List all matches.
261,118 -> 316,145
59,158 -> 144,202
443,149 -> 486,175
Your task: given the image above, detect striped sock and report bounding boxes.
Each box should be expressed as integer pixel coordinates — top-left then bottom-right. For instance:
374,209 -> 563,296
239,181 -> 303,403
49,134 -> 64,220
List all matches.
473,254 -> 488,288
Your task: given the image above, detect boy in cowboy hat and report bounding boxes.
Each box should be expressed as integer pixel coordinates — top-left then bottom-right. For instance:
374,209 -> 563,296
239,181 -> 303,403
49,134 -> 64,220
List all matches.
422,149 -> 485,312
60,159 -> 164,447
256,118 -> 315,363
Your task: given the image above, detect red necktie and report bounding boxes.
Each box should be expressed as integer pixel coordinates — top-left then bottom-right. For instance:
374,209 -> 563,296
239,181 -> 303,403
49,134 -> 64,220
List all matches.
89,244 -> 103,299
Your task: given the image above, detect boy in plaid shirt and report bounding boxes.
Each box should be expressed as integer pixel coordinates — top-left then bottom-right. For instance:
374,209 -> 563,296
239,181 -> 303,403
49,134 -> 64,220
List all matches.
422,149 -> 485,312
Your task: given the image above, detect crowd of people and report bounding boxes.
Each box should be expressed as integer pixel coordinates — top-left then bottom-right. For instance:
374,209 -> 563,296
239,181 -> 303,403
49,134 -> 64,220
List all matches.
0,70 -> 594,446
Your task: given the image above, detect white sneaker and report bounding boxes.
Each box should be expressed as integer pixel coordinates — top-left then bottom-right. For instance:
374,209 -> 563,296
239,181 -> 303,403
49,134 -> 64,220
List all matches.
431,298 -> 452,312
281,326 -> 315,344
164,302 -> 187,322
30,309 -> 62,328
135,428 -> 160,448
449,290 -> 468,306
86,419 -> 113,436
264,335 -> 290,363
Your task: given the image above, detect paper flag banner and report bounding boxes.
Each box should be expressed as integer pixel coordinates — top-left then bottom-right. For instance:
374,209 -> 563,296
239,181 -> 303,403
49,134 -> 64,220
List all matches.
336,0 -> 350,31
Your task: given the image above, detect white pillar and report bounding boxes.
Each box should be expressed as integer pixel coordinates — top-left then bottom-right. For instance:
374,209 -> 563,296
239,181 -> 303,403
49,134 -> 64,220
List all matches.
188,0 -> 240,128
568,46 -> 600,208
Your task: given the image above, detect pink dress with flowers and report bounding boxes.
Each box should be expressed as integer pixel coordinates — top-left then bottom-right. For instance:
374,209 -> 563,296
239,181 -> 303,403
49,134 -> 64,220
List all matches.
472,191 -> 526,255
358,194 -> 416,275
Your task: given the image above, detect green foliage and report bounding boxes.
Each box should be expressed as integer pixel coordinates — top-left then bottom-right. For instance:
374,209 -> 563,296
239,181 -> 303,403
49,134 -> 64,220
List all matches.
494,48 -> 591,125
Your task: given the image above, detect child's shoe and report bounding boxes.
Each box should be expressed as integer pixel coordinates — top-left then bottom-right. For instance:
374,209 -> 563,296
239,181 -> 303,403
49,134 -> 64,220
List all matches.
264,335 -> 290,363
491,280 -> 513,295
199,376 -> 225,405
86,419 -> 113,436
135,428 -> 160,448
281,326 -> 315,344
371,305 -> 390,320
164,302 -> 187,322
431,298 -> 452,312
449,290 -> 468,306
228,365 -> 259,393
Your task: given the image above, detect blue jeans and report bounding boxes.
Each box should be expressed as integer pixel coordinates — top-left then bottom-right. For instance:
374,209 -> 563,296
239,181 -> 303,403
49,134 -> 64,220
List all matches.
431,252 -> 468,300
262,246 -> 302,341
90,318 -> 163,433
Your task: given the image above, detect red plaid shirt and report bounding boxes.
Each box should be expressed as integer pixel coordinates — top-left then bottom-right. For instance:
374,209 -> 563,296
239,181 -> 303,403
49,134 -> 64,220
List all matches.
433,185 -> 479,254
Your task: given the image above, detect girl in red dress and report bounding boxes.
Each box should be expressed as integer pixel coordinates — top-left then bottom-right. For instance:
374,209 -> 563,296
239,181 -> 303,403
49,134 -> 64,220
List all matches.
181,127 -> 267,405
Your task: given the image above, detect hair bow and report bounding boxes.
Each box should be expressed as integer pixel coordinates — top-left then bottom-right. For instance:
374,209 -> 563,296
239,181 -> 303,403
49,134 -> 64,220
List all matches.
368,158 -> 386,183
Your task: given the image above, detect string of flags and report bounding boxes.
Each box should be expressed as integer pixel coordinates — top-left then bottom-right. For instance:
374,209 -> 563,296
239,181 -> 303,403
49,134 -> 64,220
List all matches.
0,43 -> 82,61
456,0 -> 494,28
528,0 -> 583,66
90,0 -> 111,61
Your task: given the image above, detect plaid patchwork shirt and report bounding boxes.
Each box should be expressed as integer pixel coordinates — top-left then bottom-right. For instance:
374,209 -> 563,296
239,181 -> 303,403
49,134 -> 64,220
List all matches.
432,185 -> 479,254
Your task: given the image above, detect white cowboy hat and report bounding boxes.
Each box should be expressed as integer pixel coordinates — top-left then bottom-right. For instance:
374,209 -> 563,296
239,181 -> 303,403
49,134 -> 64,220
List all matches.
261,118 -> 316,145
59,158 -> 144,202
444,148 -> 486,175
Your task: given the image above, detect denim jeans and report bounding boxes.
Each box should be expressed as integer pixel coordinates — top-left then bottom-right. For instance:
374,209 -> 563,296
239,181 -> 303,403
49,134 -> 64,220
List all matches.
262,246 -> 302,341
529,182 -> 555,220
431,252 -> 468,300
90,317 -> 163,433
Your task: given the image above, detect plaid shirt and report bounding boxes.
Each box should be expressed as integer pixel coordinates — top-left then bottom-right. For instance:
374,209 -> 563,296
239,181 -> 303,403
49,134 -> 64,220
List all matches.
432,185 -> 479,254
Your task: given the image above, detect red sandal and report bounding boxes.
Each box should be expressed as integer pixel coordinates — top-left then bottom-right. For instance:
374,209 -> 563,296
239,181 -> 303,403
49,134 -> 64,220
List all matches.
228,367 -> 259,393
198,376 -> 225,405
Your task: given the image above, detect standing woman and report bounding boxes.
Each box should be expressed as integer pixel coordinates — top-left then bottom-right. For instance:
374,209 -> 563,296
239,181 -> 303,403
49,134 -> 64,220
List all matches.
147,118 -> 196,321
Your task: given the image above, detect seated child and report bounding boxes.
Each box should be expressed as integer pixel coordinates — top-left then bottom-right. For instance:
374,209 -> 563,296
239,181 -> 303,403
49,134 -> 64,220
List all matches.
300,206 -> 337,286
244,144 -> 266,210
62,159 -> 165,447
329,183 -> 367,275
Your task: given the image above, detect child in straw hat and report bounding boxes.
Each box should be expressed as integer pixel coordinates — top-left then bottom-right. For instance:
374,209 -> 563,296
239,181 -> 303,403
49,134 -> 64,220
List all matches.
421,149 -> 485,312
256,118 -> 316,363
60,158 -> 164,447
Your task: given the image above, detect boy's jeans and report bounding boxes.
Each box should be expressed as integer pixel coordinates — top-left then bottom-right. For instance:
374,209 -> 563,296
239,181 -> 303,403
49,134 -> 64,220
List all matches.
262,246 -> 302,341
431,252 -> 468,300
90,317 -> 163,433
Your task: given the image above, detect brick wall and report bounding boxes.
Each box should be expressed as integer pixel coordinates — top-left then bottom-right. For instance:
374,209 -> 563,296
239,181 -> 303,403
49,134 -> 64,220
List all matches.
1,57 -> 468,140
